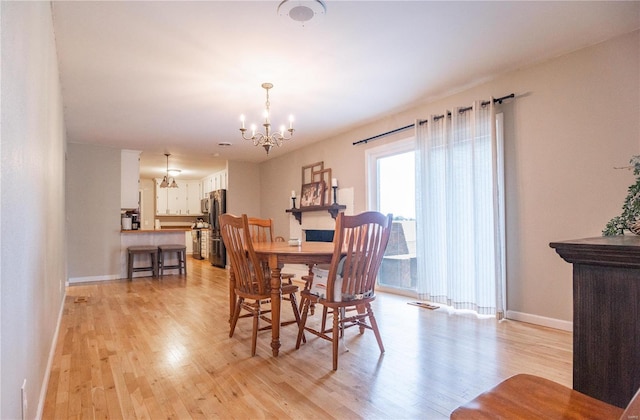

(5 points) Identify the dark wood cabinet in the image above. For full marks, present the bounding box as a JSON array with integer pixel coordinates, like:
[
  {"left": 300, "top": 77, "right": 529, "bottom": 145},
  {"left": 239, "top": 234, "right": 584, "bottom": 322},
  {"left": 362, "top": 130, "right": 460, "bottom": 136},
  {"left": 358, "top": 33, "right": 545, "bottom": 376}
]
[{"left": 550, "top": 236, "right": 640, "bottom": 408}]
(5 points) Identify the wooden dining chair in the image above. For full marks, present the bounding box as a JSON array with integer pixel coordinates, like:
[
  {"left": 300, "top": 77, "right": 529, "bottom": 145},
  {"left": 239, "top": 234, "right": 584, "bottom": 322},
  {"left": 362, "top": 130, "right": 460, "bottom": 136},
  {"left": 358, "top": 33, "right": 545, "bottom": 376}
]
[
  {"left": 247, "top": 217, "right": 295, "bottom": 284},
  {"left": 450, "top": 373, "right": 640, "bottom": 419},
  {"left": 220, "top": 213, "right": 303, "bottom": 356},
  {"left": 295, "top": 211, "right": 393, "bottom": 370}
]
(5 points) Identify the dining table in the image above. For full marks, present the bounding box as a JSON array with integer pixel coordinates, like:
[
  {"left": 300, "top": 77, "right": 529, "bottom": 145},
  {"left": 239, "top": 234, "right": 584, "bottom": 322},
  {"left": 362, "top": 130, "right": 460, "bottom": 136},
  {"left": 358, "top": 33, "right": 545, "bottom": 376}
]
[{"left": 228, "top": 241, "right": 337, "bottom": 357}]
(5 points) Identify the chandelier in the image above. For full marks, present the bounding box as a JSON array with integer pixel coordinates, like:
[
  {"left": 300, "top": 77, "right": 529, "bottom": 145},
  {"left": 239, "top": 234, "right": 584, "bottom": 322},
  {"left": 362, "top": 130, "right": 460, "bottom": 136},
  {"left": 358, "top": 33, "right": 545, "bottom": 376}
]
[
  {"left": 160, "top": 153, "right": 178, "bottom": 188},
  {"left": 239, "top": 82, "right": 294, "bottom": 155}
]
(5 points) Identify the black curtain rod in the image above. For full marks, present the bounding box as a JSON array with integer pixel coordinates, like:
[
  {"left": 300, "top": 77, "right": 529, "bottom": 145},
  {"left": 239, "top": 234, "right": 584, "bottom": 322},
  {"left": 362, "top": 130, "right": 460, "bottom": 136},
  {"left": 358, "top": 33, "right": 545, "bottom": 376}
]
[{"left": 353, "top": 93, "right": 514, "bottom": 146}]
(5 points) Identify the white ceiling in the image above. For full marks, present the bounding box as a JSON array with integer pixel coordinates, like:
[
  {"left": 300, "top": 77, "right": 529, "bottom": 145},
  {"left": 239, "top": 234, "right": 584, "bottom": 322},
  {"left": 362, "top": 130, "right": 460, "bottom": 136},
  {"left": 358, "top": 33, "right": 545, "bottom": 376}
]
[{"left": 51, "top": 0, "right": 640, "bottom": 180}]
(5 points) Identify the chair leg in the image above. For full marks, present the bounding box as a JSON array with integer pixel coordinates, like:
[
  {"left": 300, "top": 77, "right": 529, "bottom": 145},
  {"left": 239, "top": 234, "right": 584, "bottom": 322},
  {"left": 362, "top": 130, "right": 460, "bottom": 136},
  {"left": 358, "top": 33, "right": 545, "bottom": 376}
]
[
  {"left": 251, "top": 302, "right": 260, "bottom": 357},
  {"left": 287, "top": 292, "right": 306, "bottom": 344},
  {"left": 354, "top": 304, "right": 366, "bottom": 334},
  {"left": 367, "top": 303, "right": 385, "bottom": 353},
  {"left": 321, "top": 306, "right": 329, "bottom": 333},
  {"left": 229, "top": 297, "right": 243, "bottom": 338},
  {"left": 332, "top": 309, "right": 340, "bottom": 371},
  {"left": 288, "top": 293, "right": 300, "bottom": 323},
  {"left": 296, "top": 297, "right": 311, "bottom": 349},
  {"left": 339, "top": 307, "right": 347, "bottom": 338}
]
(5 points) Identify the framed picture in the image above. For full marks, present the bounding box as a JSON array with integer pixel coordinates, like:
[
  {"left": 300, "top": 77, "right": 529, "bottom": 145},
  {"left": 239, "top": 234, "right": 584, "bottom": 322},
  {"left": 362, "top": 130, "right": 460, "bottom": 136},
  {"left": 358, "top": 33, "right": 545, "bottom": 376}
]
[
  {"left": 300, "top": 181, "right": 325, "bottom": 207},
  {"left": 313, "top": 168, "right": 332, "bottom": 206},
  {"left": 302, "top": 162, "right": 324, "bottom": 185}
]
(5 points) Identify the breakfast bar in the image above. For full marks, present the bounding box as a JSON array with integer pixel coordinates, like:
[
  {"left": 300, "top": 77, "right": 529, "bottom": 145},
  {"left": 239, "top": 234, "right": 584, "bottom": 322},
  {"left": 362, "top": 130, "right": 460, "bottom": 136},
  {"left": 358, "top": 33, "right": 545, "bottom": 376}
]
[{"left": 120, "top": 228, "right": 189, "bottom": 279}]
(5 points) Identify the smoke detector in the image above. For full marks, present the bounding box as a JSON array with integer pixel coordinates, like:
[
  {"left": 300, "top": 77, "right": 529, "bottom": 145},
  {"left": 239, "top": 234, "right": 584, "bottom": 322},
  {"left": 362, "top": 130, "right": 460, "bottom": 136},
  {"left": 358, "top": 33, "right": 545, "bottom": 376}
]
[{"left": 277, "top": 0, "right": 326, "bottom": 28}]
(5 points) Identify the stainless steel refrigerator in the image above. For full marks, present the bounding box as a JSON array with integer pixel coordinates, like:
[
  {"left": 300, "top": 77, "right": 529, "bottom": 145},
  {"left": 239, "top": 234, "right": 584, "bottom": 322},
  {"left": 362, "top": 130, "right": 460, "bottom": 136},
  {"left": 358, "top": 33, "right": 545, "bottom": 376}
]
[{"left": 208, "top": 189, "right": 226, "bottom": 267}]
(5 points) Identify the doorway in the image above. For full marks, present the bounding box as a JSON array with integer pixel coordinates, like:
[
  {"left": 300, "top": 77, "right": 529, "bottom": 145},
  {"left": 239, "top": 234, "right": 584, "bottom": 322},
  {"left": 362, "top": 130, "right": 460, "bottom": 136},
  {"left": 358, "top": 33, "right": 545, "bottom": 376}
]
[{"left": 366, "top": 138, "right": 416, "bottom": 293}]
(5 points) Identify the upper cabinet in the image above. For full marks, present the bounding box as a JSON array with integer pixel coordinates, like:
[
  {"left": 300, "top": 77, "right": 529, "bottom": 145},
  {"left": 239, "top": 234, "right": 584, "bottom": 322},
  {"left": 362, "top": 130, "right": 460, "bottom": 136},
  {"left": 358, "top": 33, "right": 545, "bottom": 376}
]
[
  {"left": 121, "top": 150, "right": 141, "bottom": 209},
  {"left": 155, "top": 179, "right": 203, "bottom": 216},
  {"left": 166, "top": 182, "right": 187, "bottom": 215},
  {"left": 202, "top": 170, "right": 227, "bottom": 197},
  {"left": 185, "top": 180, "right": 202, "bottom": 215}
]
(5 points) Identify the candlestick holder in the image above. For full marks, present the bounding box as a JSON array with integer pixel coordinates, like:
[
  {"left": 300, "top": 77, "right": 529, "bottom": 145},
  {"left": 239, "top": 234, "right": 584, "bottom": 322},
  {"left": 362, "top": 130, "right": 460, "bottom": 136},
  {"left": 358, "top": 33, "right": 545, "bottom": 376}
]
[
  {"left": 291, "top": 197, "right": 297, "bottom": 209},
  {"left": 332, "top": 186, "right": 338, "bottom": 206}
]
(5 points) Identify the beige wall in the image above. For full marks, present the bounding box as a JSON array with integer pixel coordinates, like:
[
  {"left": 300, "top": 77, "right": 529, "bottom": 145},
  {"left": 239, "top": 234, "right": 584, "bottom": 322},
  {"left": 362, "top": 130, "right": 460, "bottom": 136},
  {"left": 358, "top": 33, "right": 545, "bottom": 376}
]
[
  {"left": 9, "top": 5, "right": 635, "bottom": 418},
  {"left": 227, "top": 160, "right": 261, "bottom": 217},
  {"left": 66, "top": 143, "right": 122, "bottom": 280},
  {"left": 1, "top": 2, "right": 68, "bottom": 418},
  {"left": 140, "top": 178, "right": 156, "bottom": 229},
  {"left": 260, "top": 30, "right": 640, "bottom": 326}
]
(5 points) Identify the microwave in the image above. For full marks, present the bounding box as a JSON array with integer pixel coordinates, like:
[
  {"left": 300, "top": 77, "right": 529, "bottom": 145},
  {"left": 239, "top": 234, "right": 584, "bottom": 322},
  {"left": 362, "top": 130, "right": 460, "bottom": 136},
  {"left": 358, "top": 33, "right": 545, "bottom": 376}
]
[{"left": 201, "top": 198, "right": 210, "bottom": 214}]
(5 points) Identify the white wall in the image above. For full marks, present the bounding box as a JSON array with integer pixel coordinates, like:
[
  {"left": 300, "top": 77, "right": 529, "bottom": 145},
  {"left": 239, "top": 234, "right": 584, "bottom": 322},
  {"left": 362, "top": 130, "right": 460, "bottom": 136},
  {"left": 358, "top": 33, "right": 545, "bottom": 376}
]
[
  {"left": 260, "top": 30, "right": 640, "bottom": 328},
  {"left": 1, "top": 2, "right": 67, "bottom": 418}
]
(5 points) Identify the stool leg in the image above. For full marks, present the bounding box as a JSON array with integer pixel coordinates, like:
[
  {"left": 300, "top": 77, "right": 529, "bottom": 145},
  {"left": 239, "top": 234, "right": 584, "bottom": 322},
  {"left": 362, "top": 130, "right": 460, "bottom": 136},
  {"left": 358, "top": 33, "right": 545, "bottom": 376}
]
[
  {"left": 127, "top": 251, "right": 133, "bottom": 281},
  {"left": 182, "top": 250, "right": 187, "bottom": 275},
  {"left": 152, "top": 251, "right": 158, "bottom": 277},
  {"left": 161, "top": 251, "right": 165, "bottom": 277}
]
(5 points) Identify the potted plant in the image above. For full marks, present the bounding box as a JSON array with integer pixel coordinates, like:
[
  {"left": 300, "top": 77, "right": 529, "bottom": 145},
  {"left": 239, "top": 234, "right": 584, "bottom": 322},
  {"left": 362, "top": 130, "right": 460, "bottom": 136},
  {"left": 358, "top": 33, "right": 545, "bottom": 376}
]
[{"left": 603, "top": 155, "right": 640, "bottom": 236}]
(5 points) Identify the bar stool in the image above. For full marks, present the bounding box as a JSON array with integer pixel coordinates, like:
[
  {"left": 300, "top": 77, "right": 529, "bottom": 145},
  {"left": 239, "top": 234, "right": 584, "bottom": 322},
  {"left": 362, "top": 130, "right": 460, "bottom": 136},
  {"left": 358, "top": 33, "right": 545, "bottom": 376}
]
[
  {"left": 127, "top": 245, "right": 158, "bottom": 280},
  {"left": 158, "top": 244, "right": 187, "bottom": 276}
]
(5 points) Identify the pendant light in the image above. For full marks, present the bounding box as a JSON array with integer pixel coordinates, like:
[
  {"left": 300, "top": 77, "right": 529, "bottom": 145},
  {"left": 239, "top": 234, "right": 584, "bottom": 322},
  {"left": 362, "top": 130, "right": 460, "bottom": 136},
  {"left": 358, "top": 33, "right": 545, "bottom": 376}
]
[{"left": 160, "top": 153, "right": 179, "bottom": 188}]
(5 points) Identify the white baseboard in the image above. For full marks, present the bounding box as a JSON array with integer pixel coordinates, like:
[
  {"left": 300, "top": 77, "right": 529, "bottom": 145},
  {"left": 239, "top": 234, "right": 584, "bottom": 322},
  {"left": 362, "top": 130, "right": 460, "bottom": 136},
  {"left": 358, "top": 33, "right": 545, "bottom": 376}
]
[
  {"left": 68, "top": 274, "right": 120, "bottom": 284},
  {"left": 36, "top": 286, "right": 67, "bottom": 419},
  {"left": 506, "top": 310, "right": 573, "bottom": 332}
]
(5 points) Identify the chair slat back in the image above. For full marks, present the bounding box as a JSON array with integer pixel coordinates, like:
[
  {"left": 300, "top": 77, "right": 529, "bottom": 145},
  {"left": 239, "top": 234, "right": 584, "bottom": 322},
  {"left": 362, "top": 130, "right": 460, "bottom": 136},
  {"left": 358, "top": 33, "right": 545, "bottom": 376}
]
[
  {"left": 219, "top": 213, "right": 267, "bottom": 295},
  {"left": 326, "top": 212, "right": 393, "bottom": 302},
  {"left": 247, "top": 217, "right": 275, "bottom": 243}
]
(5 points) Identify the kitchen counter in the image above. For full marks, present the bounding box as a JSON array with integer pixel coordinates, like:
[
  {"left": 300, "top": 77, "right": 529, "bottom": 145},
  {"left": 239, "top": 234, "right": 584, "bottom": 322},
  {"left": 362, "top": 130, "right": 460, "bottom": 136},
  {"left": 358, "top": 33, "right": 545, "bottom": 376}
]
[{"left": 120, "top": 229, "right": 188, "bottom": 278}]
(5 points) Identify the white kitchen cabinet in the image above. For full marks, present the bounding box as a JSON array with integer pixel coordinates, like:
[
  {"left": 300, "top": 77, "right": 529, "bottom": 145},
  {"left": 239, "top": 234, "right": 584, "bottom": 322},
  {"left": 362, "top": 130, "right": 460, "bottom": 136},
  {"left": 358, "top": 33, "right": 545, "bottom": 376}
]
[
  {"left": 121, "top": 150, "right": 141, "bottom": 209},
  {"left": 155, "top": 179, "right": 203, "bottom": 216},
  {"left": 213, "top": 170, "right": 227, "bottom": 190},
  {"left": 155, "top": 178, "right": 169, "bottom": 215},
  {"left": 185, "top": 180, "right": 202, "bottom": 215},
  {"left": 202, "top": 170, "right": 227, "bottom": 197},
  {"left": 202, "top": 175, "right": 214, "bottom": 198},
  {"left": 217, "top": 171, "right": 227, "bottom": 190},
  {"left": 167, "top": 182, "right": 187, "bottom": 215}
]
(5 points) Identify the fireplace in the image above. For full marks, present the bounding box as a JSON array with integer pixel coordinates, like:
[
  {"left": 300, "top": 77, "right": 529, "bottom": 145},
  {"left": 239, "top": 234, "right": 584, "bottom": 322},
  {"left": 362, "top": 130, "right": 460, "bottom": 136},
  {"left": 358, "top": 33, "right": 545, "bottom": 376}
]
[{"left": 304, "top": 229, "right": 334, "bottom": 243}]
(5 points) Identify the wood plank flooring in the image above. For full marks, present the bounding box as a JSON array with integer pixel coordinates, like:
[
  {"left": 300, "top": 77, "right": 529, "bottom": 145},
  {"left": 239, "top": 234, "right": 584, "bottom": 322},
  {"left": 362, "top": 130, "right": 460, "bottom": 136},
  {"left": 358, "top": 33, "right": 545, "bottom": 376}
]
[{"left": 43, "top": 258, "right": 572, "bottom": 419}]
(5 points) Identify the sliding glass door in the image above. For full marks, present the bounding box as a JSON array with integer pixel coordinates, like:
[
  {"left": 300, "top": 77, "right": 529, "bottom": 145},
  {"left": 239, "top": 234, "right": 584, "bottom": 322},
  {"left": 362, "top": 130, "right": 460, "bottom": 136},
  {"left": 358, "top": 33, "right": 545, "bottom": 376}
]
[
  {"left": 366, "top": 138, "right": 417, "bottom": 293},
  {"left": 366, "top": 109, "right": 505, "bottom": 313}
]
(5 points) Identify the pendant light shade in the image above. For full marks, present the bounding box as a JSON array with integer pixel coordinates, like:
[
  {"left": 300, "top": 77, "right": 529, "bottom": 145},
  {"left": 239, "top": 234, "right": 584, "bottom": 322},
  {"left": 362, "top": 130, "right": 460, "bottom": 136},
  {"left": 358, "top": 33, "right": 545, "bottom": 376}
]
[{"left": 160, "top": 153, "right": 179, "bottom": 188}]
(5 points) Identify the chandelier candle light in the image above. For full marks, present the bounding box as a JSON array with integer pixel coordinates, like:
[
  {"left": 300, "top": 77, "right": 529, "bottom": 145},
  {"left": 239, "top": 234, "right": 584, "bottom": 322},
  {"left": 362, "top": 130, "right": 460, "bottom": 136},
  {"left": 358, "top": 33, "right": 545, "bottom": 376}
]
[
  {"left": 240, "top": 82, "right": 294, "bottom": 155},
  {"left": 331, "top": 178, "right": 338, "bottom": 205}
]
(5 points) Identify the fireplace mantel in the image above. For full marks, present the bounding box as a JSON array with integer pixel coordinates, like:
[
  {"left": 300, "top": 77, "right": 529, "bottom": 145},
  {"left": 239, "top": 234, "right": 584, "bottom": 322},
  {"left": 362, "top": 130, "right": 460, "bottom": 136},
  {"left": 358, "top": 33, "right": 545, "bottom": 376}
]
[{"left": 285, "top": 204, "right": 346, "bottom": 224}]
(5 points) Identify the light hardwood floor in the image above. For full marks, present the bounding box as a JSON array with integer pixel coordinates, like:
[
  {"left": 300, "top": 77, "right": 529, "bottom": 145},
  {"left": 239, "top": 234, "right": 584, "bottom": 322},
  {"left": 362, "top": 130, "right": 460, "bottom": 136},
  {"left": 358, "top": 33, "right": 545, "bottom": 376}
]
[{"left": 43, "top": 258, "right": 572, "bottom": 419}]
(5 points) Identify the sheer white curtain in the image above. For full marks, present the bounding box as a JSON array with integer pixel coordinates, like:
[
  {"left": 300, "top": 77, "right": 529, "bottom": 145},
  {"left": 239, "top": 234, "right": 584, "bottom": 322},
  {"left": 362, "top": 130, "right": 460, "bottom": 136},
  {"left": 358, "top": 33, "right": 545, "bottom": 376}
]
[{"left": 415, "top": 100, "right": 505, "bottom": 317}]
